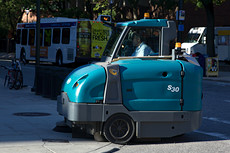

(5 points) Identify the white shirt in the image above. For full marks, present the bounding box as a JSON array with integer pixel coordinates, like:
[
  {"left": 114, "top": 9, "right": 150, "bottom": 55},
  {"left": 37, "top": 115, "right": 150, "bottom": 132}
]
[{"left": 132, "top": 43, "right": 153, "bottom": 57}]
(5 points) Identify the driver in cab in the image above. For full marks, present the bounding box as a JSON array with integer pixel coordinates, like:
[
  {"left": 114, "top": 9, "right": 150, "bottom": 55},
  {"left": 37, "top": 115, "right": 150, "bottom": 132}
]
[{"left": 131, "top": 32, "right": 153, "bottom": 57}]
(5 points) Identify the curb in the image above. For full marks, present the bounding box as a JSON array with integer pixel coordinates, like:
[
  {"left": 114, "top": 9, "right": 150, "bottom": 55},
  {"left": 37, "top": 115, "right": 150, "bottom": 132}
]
[
  {"left": 0, "top": 53, "right": 15, "bottom": 60},
  {"left": 203, "top": 78, "right": 230, "bottom": 83}
]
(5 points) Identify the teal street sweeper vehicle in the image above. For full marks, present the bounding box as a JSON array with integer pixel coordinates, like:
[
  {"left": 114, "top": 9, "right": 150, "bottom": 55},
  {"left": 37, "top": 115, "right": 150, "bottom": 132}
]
[{"left": 57, "top": 16, "right": 203, "bottom": 144}]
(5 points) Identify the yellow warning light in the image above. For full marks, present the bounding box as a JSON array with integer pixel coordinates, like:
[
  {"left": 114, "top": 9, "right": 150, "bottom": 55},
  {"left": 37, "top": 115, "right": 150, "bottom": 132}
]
[
  {"left": 144, "top": 13, "right": 150, "bottom": 19},
  {"left": 100, "top": 15, "right": 111, "bottom": 22},
  {"left": 175, "top": 42, "right": 181, "bottom": 48},
  {"left": 103, "top": 17, "right": 108, "bottom": 21}
]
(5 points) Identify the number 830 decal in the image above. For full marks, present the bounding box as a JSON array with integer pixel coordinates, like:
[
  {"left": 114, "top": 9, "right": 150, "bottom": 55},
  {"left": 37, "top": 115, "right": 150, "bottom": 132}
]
[{"left": 167, "top": 85, "right": 180, "bottom": 93}]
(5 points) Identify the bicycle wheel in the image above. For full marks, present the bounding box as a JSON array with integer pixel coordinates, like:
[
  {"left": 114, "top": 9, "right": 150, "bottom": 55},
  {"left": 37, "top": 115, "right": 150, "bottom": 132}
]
[
  {"left": 4, "top": 75, "right": 8, "bottom": 87},
  {"left": 8, "top": 70, "right": 15, "bottom": 89},
  {"left": 8, "top": 77, "right": 14, "bottom": 89}
]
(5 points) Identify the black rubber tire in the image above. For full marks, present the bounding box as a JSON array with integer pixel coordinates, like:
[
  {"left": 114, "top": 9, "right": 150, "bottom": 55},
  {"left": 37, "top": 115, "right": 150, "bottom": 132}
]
[
  {"left": 14, "top": 71, "right": 23, "bottom": 90},
  {"left": 103, "top": 114, "right": 135, "bottom": 144},
  {"left": 8, "top": 80, "right": 14, "bottom": 89},
  {"left": 4, "top": 75, "right": 8, "bottom": 87},
  {"left": 14, "top": 80, "right": 21, "bottom": 90}
]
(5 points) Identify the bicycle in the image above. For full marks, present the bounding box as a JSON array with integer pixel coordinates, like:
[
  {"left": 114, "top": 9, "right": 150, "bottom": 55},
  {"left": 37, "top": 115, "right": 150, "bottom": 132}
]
[{"left": 0, "top": 59, "right": 23, "bottom": 90}]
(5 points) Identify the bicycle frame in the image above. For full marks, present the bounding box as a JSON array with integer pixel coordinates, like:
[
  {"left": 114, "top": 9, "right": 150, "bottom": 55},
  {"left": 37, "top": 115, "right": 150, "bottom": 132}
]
[{"left": 1, "top": 59, "right": 23, "bottom": 90}]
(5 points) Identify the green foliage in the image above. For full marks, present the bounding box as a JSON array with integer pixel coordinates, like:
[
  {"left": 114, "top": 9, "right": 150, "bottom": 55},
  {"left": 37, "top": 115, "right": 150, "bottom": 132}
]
[
  {"left": 93, "top": 0, "right": 115, "bottom": 18},
  {"left": 187, "top": 0, "right": 226, "bottom": 8},
  {"left": 0, "top": 0, "right": 71, "bottom": 38},
  {"left": 0, "top": 0, "right": 35, "bottom": 37},
  {"left": 1, "top": 0, "right": 226, "bottom": 39},
  {"left": 0, "top": 26, "right": 8, "bottom": 38},
  {"left": 150, "top": 0, "right": 177, "bottom": 10},
  {"left": 56, "top": 7, "right": 90, "bottom": 19}
]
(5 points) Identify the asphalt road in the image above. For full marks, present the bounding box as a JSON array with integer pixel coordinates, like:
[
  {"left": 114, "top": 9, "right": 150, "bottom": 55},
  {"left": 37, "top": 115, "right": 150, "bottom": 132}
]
[{"left": 0, "top": 60, "right": 230, "bottom": 153}]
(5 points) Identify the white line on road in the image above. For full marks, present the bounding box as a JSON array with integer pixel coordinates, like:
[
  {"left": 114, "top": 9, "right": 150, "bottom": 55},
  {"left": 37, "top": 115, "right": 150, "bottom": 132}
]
[
  {"left": 213, "top": 82, "right": 230, "bottom": 86},
  {"left": 203, "top": 117, "right": 230, "bottom": 125},
  {"left": 195, "top": 130, "right": 229, "bottom": 140},
  {"left": 224, "top": 100, "right": 230, "bottom": 103}
]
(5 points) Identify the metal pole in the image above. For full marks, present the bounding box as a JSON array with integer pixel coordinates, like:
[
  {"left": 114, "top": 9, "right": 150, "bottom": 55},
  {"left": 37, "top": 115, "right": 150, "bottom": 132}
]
[
  {"left": 36, "top": 0, "right": 40, "bottom": 65},
  {"left": 177, "top": 0, "right": 184, "bottom": 43},
  {"left": 109, "top": 0, "right": 113, "bottom": 22},
  {"left": 111, "top": 6, "right": 112, "bottom": 21},
  {"left": 32, "top": 0, "right": 40, "bottom": 92}
]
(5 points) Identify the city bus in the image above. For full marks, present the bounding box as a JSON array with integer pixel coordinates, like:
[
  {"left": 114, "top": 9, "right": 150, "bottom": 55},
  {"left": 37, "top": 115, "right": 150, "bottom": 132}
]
[{"left": 15, "top": 16, "right": 111, "bottom": 65}]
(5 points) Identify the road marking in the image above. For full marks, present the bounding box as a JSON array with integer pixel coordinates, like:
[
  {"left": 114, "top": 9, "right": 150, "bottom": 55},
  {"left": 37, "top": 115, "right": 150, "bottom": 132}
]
[
  {"left": 203, "top": 117, "right": 230, "bottom": 125},
  {"left": 215, "top": 82, "right": 230, "bottom": 86},
  {"left": 195, "top": 130, "right": 229, "bottom": 140},
  {"left": 224, "top": 100, "right": 230, "bottom": 103}
]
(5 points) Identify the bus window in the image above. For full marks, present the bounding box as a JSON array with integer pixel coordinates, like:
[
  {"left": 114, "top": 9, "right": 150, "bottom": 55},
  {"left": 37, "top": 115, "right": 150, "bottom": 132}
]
[
  {"left": 53, "top": 28, "right": 60, "bottom": 44},
  {"left": 62, "top": 28, "right": 70, "bottom": 44},
  {"left": 44, "top": 29, "right": 51, "bottom": 46},
  {"left": 40, "top": 29, "right": 43, "bottom": 46},
  {"left": 16, "top": 29, "right": 21, "bottom": 44},
  {"left": 29, "top": 29, "right": 35, "bottom": 46},
  {"left": 21, "top": 29, "right": 28, "bottom": 45}
]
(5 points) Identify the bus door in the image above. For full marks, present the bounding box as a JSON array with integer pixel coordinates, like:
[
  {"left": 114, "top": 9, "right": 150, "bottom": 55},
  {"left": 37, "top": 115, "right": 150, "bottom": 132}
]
[{"left": 29, "top": 29, "right": 44, "bottom": 59}]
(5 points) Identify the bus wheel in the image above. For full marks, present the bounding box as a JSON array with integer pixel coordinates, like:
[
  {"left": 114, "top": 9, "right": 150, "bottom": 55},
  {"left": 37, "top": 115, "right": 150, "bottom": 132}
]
[
  {"left": 103, "top": 114, "right": 135, "bottom": 144},
  {"left": 56, "top": 52, "right": 63, "bottom": 66}
]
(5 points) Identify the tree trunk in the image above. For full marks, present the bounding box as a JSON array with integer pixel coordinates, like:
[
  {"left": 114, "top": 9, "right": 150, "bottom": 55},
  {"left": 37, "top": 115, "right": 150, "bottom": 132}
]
[{"left": 201, "top": 0, "right": 215, "bottom": 57}]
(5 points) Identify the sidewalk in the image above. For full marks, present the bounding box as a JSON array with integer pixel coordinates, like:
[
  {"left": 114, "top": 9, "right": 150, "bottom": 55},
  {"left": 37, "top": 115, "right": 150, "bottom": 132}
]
[
  {"left": 0, "top": 78, "right": 121, "bottom": 153},
  {"left": 203, "top": 71, "right": 230, "bottom": 83}
]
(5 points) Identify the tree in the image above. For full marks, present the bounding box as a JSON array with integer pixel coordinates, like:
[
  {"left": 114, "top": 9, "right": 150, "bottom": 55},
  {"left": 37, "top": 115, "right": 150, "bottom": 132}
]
[
  {"left": 0, "top": 0, "right": 67, "bottom": 38},
  {"left": 0, "top": 0, "right": 35, "bottom": 38},
  {"left": 189, "top": 0, "right": 225, "bottom": 57},
  {"left": 150, "top": 0, "right": 177, "bottom": 19},
  {"left": 93, "top": 0, "right": 116, "bottom": 20}
]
